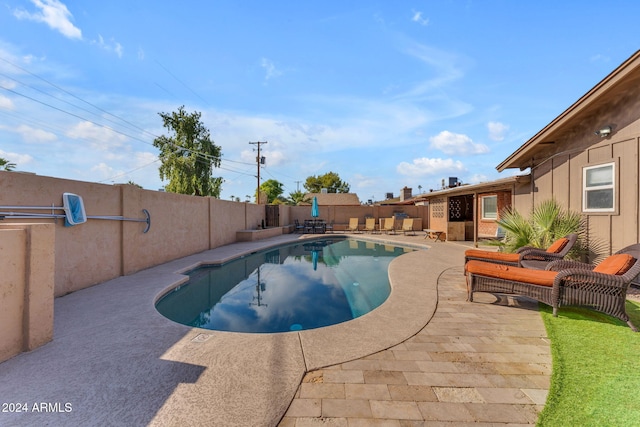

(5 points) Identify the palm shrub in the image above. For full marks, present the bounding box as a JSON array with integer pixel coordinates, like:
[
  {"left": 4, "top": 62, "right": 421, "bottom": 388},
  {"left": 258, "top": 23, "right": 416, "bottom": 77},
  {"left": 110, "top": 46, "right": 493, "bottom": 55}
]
[{"left": 495, "top": 199, "right": 589, "bottom": 260}]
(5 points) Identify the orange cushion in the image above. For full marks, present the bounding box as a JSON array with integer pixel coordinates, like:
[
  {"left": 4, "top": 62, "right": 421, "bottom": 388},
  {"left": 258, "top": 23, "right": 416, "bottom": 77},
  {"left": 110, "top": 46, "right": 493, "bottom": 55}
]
[
  {"left": 465, "top": 249, "right": 520, "bottom": 263},
  {"left": 593, "top": 254, "right": 636, "bottom": 275},
  {"left": 546, "top": 238, "right": 569, "bottom": 254},
  {"left": 466, "top": 260, "right": 558, "bottom": 287}
]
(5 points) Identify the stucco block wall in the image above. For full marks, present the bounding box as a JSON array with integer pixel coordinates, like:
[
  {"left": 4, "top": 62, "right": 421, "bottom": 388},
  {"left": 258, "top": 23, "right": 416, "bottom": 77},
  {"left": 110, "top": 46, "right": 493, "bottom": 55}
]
[
  {"left": 288, "top": 205, "right": 428, "bottom": 231},
  {"left": 0, "top": 172, "right": 268, "bottom": 296},
  {"left": 210, "top": 199, "right": 247, "bottom": 248},
  {"left": 0, "top": 224, "right": 54, "bottom": 363},
  {"left": 0, "top": 229, "right": 26, "bottom": 362},
  {"left": 120, "top": 186, "right": 211, "bottom": 276}
]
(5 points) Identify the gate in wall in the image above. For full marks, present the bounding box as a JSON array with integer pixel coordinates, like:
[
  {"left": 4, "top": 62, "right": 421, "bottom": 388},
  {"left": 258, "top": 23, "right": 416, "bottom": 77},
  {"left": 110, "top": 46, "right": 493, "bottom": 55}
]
[{"left": 265, "top": 205, "right": 279, "bottom": 227}]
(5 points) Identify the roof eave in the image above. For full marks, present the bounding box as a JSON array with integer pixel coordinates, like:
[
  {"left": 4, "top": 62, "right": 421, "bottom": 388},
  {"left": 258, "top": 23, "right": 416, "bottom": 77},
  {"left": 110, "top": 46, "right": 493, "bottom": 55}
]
[{"left": 497, "top": 50, "right": 640, "bottom": 172}]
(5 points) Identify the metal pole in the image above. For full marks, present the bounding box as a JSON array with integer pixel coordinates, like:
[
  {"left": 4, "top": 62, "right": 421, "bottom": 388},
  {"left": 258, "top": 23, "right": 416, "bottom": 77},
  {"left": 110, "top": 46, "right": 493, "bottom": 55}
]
[{"left": 249, "top": 141, "right": 267, "bottom": 203}]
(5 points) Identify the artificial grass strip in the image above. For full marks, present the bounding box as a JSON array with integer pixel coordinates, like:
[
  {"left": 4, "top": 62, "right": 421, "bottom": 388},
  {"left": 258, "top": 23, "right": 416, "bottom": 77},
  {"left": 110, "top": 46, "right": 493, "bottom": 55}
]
[{"left": 537, "top": 300, "right": 640, "bottom": 426}]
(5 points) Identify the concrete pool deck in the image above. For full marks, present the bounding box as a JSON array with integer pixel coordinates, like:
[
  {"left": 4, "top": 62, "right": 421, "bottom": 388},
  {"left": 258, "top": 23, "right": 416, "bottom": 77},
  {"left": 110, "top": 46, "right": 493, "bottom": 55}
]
[{"left": 0, "top": 233, "right": 550, "bottom": 426}]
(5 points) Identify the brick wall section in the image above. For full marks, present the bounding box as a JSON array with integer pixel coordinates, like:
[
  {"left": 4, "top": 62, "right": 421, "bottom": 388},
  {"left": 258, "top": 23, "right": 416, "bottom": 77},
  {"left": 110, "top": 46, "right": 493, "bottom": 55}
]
[{"left": 477, "top": 191, "right": 511, "bottom": 237}]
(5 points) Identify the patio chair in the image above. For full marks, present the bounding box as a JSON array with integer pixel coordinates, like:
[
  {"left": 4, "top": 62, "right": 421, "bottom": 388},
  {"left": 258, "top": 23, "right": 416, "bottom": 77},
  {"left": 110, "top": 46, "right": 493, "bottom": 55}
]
[
  {"left": 401, "top": 218, "right": 416, "bottom": 235},
  {"left": 464, "top": 234, "right": 578, "bottom": 269},
  {"left": 347, "top": 218, "right": 361, "bottom": 233},
  {"left": 466, "top": 244, "right": 640, "bottom": 331},
  {"left": 294, "top": 219, "right": 305, "bottom": 234},
  {"left": 363, "top": 218, "right": 378, "bottom": 233},
  {"left": 382, "top": 218, "right": 396, "bottom": 234},
  {"left": 324, "top": 220, "right": 334, "bottom": 233}
]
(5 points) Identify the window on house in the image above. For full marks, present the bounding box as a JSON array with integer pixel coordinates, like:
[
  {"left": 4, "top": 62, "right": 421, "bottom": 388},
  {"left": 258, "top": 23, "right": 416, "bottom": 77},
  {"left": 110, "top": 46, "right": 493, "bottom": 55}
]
[
  {"left": 583, "top": 162, "right": 615, "bottom": 212},
  {"left": 481, "top": 195, "right": 498, "bottom": 220}
]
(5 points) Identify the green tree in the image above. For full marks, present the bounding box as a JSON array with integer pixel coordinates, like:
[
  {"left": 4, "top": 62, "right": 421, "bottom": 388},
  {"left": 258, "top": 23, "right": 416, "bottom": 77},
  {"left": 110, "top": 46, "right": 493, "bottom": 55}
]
[
  {"left": 153, "top": 106, "right": 223, "bottom": 197},
  {"left": 287, "top": 190, "right": 311, "bottom": 206},
  {"left": 0, "top": 157, "right": 16, "bottom": 171},
  {"left": 259, "top": 179, "right": 284, "bottom": 204},
  {"left": 304, "top": 171, "right": 350, "bottom": 193}
]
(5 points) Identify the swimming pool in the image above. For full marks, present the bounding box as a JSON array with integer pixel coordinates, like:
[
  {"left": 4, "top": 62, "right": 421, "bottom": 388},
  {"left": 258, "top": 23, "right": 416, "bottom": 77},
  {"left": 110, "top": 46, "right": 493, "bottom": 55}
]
[{"left": 156, "top": 238, "right": 413, "bottom": 333}]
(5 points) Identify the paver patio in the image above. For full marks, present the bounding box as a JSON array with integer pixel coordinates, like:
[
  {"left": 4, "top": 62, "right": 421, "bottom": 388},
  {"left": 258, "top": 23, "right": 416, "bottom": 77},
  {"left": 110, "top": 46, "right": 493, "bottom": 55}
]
[{"left": 279, "top": 258, "right": 551, "bottom": 426}]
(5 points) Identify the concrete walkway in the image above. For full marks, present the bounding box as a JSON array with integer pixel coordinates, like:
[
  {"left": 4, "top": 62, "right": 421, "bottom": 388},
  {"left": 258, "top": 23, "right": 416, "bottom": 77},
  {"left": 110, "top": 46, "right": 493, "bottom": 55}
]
[{"left": 0, "top": 233, "right": 550, "bottom": 426}]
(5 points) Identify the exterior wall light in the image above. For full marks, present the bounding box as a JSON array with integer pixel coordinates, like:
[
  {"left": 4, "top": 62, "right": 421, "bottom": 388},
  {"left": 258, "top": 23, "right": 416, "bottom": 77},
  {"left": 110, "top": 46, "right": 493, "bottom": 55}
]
[{"left": 595, "top": 126, "right": 612, "bottom": 137}]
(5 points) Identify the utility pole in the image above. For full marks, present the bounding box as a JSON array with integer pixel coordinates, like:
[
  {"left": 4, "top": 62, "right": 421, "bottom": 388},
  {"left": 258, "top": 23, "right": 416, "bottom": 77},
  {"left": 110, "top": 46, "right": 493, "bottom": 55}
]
[
  {"left": 249, "top": 141, "right": 267, "bottom": 203},
  {"left": 295, "top": 180, "right": 301, "bottom": 191}
]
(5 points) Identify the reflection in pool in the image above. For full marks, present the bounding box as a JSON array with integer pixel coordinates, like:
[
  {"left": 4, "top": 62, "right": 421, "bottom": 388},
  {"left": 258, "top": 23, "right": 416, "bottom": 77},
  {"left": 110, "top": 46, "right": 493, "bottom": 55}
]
[{"left": 156, "top": 238, "right": 414, "bottom": 333}]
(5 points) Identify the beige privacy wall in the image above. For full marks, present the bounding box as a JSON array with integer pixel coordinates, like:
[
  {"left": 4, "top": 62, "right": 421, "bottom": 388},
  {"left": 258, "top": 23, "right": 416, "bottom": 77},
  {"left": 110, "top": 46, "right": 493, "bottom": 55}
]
[
  {"left": 0, "top": 172, "right": 256, "bottom": 297},
  {"left": 1, "top": 172, "right": 430, "bottom": 297},
  {"left": 0, "top": 224, "right": 55, "bottom": 363}
]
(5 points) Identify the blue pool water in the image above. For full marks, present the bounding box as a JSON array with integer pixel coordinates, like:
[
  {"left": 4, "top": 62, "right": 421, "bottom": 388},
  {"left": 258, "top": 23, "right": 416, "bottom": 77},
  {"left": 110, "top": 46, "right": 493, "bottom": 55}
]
[{"left": 155, "top": 238, "right": 413, "bottom": 333}]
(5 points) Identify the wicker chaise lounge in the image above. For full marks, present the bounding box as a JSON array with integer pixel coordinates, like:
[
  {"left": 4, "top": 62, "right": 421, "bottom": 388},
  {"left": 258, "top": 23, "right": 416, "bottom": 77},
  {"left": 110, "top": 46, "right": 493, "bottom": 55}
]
[
  {"left": 464, "top": 233, "right": 578, "bottom": 269},
  {"left": 465, "top": 243, "right": 640, "bottom": 331}
]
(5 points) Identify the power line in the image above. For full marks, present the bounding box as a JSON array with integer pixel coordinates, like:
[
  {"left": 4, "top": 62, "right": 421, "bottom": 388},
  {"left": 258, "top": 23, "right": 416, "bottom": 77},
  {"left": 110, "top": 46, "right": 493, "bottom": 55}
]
[
  {"left": 0, "top": 56, "right": 157, "bottom": 140},
  {"left": 154, "top": 60, "right": 211, "bottom": 107},
  {"left": 1, "top": 84, "right": 153, "bottom": 145},
  {"left": 97, "top": 159, "right": 162, "bottom": 183},
  {"left": 0, "top": 55, "right": 260, "bottom": 185}
]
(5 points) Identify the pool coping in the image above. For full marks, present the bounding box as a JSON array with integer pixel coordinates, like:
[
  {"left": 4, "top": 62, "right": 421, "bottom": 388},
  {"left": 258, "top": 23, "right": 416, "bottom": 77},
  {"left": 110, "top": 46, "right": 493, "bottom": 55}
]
[{"left": 0, "top": 233, "right": 465, "bottom": 427}]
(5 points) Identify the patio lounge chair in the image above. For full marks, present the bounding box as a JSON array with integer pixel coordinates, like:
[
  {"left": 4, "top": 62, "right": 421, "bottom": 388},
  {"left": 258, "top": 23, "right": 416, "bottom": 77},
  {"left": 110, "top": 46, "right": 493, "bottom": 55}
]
[
  {"left": 382, "top": 218, "right": 396, "bottom": 234},
  {"left": 464, "top": 234, "right": 578, "bottom": 269},
  {"left": 465, "top": 243, "right": 640, "bottom": 331},
  {"left": 347, "top": 217, "right": 361, "bottom": 233},
  {"left": 363, "top": 218, "right": 378, "bottom": 233},
  {"left": 401, "top": 218, "right": 416, "bottom": 235}
]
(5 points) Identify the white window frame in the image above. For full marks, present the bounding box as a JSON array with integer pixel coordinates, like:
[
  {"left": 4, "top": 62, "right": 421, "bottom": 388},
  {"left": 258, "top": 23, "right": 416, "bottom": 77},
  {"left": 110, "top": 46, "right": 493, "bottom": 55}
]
[
  {"left": 582, "top": 162, "right": 615, "bottom": 213},
  {"left": 481, "top": 195, "right": 498, "bottom": 220}
]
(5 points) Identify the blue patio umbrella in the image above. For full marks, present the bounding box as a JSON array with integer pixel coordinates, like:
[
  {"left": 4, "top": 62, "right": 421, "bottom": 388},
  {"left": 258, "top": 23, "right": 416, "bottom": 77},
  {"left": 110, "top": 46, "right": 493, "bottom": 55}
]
[{"left": 311, "top": 196, "right": 319, "bottom": 218}]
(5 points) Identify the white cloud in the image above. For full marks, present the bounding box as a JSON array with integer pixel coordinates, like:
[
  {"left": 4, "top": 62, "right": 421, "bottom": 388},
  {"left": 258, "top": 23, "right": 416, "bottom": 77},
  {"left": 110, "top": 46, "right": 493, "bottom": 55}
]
[
  {"left": 90, "top": 162, "right": 117, "bottom": 179},
  {"left": 411, "top": 10, "right": 429, "bottom": 26},
  {"left": 93, "top": 35, "right": 123, "bottom": 58},
  {"left": 260, "top": 58, "right": 282, "bottom": 81},
  {"left": 467, "top": 173, "right": 490, "bottom": 184},
  {"left": 396, "top": 42, "right": 465, "bottom": 100},
  {"left": 14, "top": 124, "right": 57, "bottom": 142},
  {"left": 66, "top": 121, "right": 128, "bottom": 147},
  {"left": 487, "top": 121, "right": 508, "bottom": 141},
  {"left": 14, "top": 0, "right": 82, "bottom": 40},
  {"left": 0, "top": 94, "right": 14, "bottom": 110},
  {"left": 590, "top": 54, "right": 610, "bottom": 63},
  {"left": 352, "top": 174, "right": 378, "bottom": 189},
  {"left": 0, "top": 149, "right": 34, "bottom": 166},
  {"left": 262, "top": 150, "right": 286, "bottom": 167},
  {"left": 429, "top": 130, "right": 489, "bottom": 155},
  {"left": 396, "top": 157, "right": 466, "bottom": 177}
]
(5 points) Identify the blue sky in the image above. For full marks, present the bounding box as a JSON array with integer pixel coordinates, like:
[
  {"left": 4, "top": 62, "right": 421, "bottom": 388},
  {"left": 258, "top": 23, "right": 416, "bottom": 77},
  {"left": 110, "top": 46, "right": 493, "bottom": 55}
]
[{"left": 1, "top": 1, "right": 639, "bottom": 202}]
